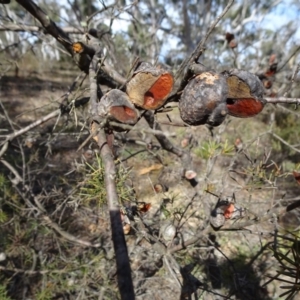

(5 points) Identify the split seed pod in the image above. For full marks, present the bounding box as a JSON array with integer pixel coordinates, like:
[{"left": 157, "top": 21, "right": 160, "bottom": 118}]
[
  {"left": 98, "top": 89, "right": 139, "bottom": 127},
  {"left": 126, "top": 62, "right": 174, "bottom": 110},
  {"left": 179, "top": 72, "right": 228, "bottom": 126},
  {"left": 223, "top": 69, "right": 266, "bottom": 118},
  {"left": 210, "top": 200, "right": 245, "bottom": 229}
]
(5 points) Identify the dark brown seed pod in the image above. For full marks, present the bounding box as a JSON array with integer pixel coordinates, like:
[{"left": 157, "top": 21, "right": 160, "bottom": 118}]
[
  {"left": 179, "top": 72, "right": 228, "bottom": 126},
  {"left": 223, "top": 69, "right": 266, "bottom": 118},
  {"left": 72, "top": 41, "right": 97, "bottom": 73},
  {"left": 225, "top": 32, "right": 235, "bottom": 43},
  {"left": 225, "top": 32, "right": 237, "bottom": 49},
  {"left": 126, "top": 62, "right": 174, "bottom": 110},
  {"left": 98, "top": 89, "right": 139, "bottom": 127}
]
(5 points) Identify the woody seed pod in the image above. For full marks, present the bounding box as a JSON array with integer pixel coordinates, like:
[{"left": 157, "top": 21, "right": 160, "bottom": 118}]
[
  {"left": 179, "top": 72, "right": 228, "bottom": 126},
  {"left": 98, "top": 89, "right": 139, "bottom": 127},
  {"left": 223, "top": 69, "right": 266, "bottom": 118},
  {"left": 126, "top": 62, "right": 174, "bottom": 110}
]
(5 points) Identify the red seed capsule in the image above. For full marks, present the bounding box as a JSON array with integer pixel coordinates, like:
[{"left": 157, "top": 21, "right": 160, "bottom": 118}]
[{"left": 223, "top": 69, "right": 266, "bottom": 118}]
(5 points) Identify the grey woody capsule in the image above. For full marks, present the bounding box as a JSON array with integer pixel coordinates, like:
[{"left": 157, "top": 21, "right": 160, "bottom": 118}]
[
  {"left": 179, "top": 72, "right": 228, "bottom": 126},
  {"left": 222, "top": 69, "right": 266, "bottom": 118}
]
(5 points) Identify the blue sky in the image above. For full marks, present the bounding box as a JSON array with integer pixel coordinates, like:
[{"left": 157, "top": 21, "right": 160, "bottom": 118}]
[{"left": 261, "top": 0, "right": 300, "bottom": 40}]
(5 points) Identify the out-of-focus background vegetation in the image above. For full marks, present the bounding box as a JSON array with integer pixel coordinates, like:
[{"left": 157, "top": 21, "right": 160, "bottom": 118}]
[{"left": 1, "top": 0, "right": 300, "bottom": 299}]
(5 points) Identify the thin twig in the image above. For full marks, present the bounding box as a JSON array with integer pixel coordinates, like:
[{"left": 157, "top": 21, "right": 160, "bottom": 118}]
[
  {"left": 0, "top": 142, "right": 8, "bottom": 158},
  {"left": 169, "top": 225, "right": 212, "bottom": 254},
  {"left": 42, "top": 215, "right": 101, "bottom": 247},
  {"left": 101, "top": 62, "right": 127, "bottom": 86},
  {"left": 277, "top": 45, "right": 300, "bottom": 72},
  {"left": 169, "top": 200, "right": 300, "bottom": 253},
  {"left": 1, "top": 109, "right": 60, "bottom": 145},
  {"left": 1, "top": 95, "right": 89, "bottom": 146},
  {"left": 109, "top": 121, "right": 176, "bottom": 137},
  {"left": 265, "top": 97, "right": 300, "bottom": 104},
  {"left": 144, "top": 111, "right": 194, "bottom": 174},
  {"left": 0, "top": 24, "right": 84, "bottom": 33},
  {"left": 283, "top": 63, "right": 300, "bottom": 97},
  {"left": 0, "top": 159, "right": 23, "bottom": 185},
  {"left": 86, "top": 1, "right": 117, "bottom": 25},
  {"left": 175, "top": 0, "right": 234, "bottom": 80},
  {"left": 271, "top": 132, "right": 300, "bottom": 154}
]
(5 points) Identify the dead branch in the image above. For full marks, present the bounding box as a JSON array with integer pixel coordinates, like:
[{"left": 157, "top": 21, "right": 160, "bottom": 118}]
[
  {"left": 0, "top": 141, "right": 8, "bottom": 158},
  {"left": 95, "top": 129, "right": 135, "bottom": 300},
  {"left": 88, "top": 44, "right": 134, "bottom": 298},
  {"left": 1, "top": 109, "right": 60, "bottom": 145},
  {"left": 16, "top": 0, "right": 73, "bottom": 54},
  {"left": 88, "top": 57, "right": 101, "bottom": 116},
  {"left": 14, "top": 0, "right": 128, "bottom": 84},
  {"left": 0, "top": 70, "right": 87, "bottom": 147},
  {"left": 60, "top": 71, "right": 87, "bottom": 107},
  {"left": 0, "top": 24, "right": 83, "bottom": 33},
  {"left": 265, "top": 97, "right": 300, "bottom": 104},
  {"left": 283, "top": 63, "right": 300, "bottom": 97},
  {"left": 85, "top": 1, "right": 118, "bottom": 25},
  {"left": 0, "top": 96, "right": 89, "bottom": 147},
  {"left": 166, "top": 0, "right": 234, "bottom": 104}
]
